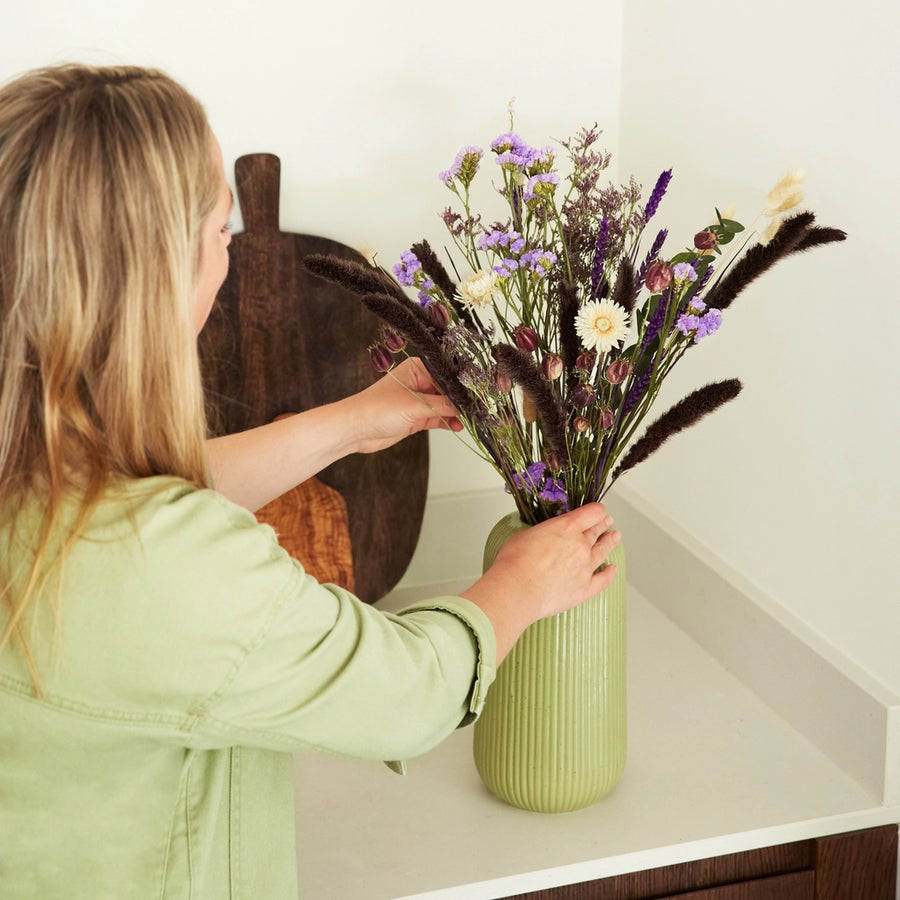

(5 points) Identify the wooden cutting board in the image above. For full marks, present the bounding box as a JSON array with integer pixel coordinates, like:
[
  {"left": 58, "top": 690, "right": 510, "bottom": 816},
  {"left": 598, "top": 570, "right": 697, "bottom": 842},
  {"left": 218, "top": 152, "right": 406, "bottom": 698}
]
[{"left": 198, "top": 153, "right": 428, "bottom": 604}]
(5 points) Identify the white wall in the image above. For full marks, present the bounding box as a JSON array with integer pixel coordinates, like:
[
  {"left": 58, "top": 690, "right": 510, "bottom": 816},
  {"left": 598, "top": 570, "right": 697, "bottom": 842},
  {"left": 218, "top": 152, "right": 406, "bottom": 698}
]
[
  {"left": 4, "top": 0, "right": 898, "bottom": 694},
  {"left": 618, "top": 1, "right": 900, "bottom": 691}
]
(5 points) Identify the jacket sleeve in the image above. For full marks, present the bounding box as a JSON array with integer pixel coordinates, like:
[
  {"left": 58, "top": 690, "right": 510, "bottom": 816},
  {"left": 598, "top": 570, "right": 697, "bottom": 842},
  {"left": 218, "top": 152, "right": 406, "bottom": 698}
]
[{"left": 180, "top": 492, "right": 497, "bottom": 761}]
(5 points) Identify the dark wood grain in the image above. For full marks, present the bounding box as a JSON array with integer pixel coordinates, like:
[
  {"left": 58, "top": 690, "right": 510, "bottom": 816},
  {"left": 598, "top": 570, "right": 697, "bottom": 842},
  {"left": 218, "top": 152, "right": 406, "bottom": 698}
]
[
  {"left": 502, "top": 825, "right": 898, "bottom": 899},
  {"left": 198, "top": 153, "right": 428, "bottom": 603},
  {"left": 814, "top": 825, "right": 897, "bottom": 900},
  {"left": 504, "top": 840, "right": 812, "bottom": 899}
]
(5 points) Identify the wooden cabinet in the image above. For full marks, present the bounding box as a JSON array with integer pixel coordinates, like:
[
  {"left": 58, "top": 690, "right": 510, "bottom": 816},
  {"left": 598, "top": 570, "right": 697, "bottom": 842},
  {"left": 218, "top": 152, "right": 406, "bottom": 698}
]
[{"left": 504, "top": 825, "right": 897, "bottom": 900}]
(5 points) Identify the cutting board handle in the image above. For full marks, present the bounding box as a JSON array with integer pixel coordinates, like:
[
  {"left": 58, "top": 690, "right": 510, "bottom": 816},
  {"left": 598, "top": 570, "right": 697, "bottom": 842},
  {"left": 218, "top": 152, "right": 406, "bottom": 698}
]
[{"left": 234, "top": 153, "right": 281, "bottom": 234}]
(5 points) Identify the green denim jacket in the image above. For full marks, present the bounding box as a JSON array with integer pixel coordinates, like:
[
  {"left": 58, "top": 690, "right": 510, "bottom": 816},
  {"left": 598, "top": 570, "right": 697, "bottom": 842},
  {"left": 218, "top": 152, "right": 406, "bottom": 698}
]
[{"left": 0, "top": 478, "right": 496, "bottom": 899}]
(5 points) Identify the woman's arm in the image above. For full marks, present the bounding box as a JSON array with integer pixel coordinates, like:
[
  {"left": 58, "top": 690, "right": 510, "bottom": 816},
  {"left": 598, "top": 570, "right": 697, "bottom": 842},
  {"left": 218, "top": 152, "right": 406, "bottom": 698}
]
[{"left": 206, "top": 358, "right": 462, "bottom": 511}]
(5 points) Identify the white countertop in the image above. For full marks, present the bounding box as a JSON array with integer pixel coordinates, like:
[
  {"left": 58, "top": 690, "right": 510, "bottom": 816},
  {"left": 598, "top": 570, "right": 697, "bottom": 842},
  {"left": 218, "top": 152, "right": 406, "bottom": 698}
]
[{"left": 293, "top": 585, "right": 900, "bottom": 899}]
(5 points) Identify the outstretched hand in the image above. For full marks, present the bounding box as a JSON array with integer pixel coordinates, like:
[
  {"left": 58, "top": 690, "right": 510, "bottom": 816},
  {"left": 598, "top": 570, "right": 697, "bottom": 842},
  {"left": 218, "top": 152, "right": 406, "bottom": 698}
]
[
  {"left": 461, "top": 503, "right": 622, "bottom": 663},
  {"left": 345, "top": 357, "right": 463, "bottom": 455}
]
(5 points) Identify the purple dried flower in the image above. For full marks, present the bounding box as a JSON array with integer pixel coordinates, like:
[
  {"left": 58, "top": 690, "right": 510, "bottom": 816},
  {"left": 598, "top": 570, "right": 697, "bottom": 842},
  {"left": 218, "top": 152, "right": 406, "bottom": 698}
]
[
  {"left": 624, "top": 370, "right": 651, "bottom": 414},
  {"left": 575, "top": 350, "right": 596, "bottom": 372},
  {"left": 694, "top": 229, "right": 717, "bottom": 251},
  {"left": 370, "top": 345, "right": 394, "bottom": 373},
  {"left": 642, "top": 289, "right": 672, "bottom": 349},
  {"left": 636, "top": 229, "right": 669, "bottom": 287},
  {"left": 478, "top": 229, "right": 527, "bottom": 257},
  {"left": 513, "top": 325, "right": 539, "bottom": 353},
  {"left": 524, "top": 172, "right": 560, "bottom": 202},
  {"left": 645, "top": 260, "right": 673, "bottom": 293},
  {"left": 383, "top": 330, "right": 406, "bottom": 352},
  {"left": 590, "top": 219, "right": 611, "bottom": 301},
  {"left": 511, "top": 461, "right": 548, "bottom": 491},
  {"left": 439, "top": 145, "right": 483, "bottom": 187},
  {"left": 538, "top": 476, "right": 569, "bottom": 509},
  {"left": 542, "top": 352, "right": 563, "bottom": 381},
  {"left": 393, "top": 250, "right": 422, "bottom": 287},
  {"left": 644, "top": 168, "right": 673, "bottom": 222},
  {"left": 672, "top": 262, "right": 698, "bottom": 284},
  {"left": 605, "top": 357, "right": 633, "bottom": 384},
  {"left": 570, "top": 383, "right": 596, "bottom": 409}
]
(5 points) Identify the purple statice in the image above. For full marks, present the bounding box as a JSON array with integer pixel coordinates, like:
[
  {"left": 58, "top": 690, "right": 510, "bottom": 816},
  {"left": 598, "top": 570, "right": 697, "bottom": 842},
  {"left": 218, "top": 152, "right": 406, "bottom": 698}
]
[
  {"left": 538, "top": 475, "right": 569, "bottom": 511},
  {"left": 510, "top": 461, "right": 548, "bottom": 492},
  {"left": 672, "top": 262, "right": 698, "bottom": 284},
  {"left": 519, "top": 248, "right": 558, "bottom": 279},
  {"left": 491, "top": 131, "right": 538, "bottom": 169},
  {"left": 506, "top": 462, "right": 568, "bottom": 512},
  {"left": 675, "top": 306, "right": 722, "bottom": 343},
  {"left": 493, "top": 258, "right": 520, "bottom": 278},
  {"left": 524, "top": 171, "right": 560, "bottom": 201},
  {"left": 590, "top": 219, "right": 611, "bottom": 300},
  {"left": 698, "top": 308, "right": 722, "bottom": 338},
  {"left": 393, "top": 250, "right": 422, "bottom": 287},
  {"left": 439, "top": 145, "right": 483, "bottom": 188},
  {"left": 675, "top": 313, "right": 701, "bottom": 337},
  {"left": 477, "top": 229, "right": 526, "bottom": 255},
  {"left": 644, "top": 169, "right": 673, "bottom": 222}
]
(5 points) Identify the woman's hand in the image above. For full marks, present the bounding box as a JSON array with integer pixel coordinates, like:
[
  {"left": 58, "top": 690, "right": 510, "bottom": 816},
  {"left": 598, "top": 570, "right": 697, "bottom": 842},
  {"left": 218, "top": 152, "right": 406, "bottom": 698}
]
[
  {"left": 344, "top": 358, "right": 463, "bottom": 455},
  {"left": 460, "top": 503, "right": 622, "bottom": 663},
  {"left": 207, "top": 358, "right": 461, "bottom": 512}
]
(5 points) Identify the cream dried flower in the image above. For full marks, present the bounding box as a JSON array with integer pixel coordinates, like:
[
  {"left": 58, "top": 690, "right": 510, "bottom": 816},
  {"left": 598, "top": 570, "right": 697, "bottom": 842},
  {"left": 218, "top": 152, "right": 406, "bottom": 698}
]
[
  {"left": 457, "top": 269, "right": 501, "bottom": 310},
  {"left": 758, "top": 217, "right": 783, "bottom": 246},
  {"left": 765, "top": 169, "right": 805, "bottom": 216},
  {"left": 575, "top": 300, "right": 630, "bottom": 353},
  {"left": 359, "top": 243, "right": 379, "bottom": 266}
]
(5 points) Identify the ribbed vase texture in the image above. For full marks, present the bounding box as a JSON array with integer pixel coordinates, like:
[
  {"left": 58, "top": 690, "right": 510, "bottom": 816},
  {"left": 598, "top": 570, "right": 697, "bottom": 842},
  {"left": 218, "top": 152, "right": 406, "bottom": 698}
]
[{"left": 473, "top": 512, "right": 627, "bottom": 813}]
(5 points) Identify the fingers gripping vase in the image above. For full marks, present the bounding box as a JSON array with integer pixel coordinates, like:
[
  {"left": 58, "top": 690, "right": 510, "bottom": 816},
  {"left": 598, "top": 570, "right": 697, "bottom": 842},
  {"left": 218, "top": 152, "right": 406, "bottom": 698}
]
[{"left": 473, "top": 512, "right": 627, "bottom": 813}]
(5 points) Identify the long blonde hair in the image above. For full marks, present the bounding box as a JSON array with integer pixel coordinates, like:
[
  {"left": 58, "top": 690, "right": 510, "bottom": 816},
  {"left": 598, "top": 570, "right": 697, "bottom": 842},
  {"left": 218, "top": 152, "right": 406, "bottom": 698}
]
[{"left": 0, "top": 64, "right": 220, "bottom": 682}]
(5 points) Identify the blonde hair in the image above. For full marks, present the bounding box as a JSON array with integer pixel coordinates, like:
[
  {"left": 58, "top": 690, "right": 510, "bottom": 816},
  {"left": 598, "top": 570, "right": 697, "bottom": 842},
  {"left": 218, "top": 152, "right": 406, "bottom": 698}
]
[{"left": 0, "top": 64, "right": 220, "bottom": 683}]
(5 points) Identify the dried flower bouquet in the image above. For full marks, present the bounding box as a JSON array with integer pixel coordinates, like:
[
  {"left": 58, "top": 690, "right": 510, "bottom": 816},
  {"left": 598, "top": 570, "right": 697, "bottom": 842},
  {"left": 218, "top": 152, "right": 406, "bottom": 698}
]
[{"left": 306, "top": 119, "right": 845, "bottom": 525}]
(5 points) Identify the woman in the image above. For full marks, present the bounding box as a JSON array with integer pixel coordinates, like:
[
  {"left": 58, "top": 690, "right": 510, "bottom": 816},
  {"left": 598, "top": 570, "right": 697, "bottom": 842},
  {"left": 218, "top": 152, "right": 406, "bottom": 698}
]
[{"left": 0, "top": 64, "right": 621, "bottom": 899}]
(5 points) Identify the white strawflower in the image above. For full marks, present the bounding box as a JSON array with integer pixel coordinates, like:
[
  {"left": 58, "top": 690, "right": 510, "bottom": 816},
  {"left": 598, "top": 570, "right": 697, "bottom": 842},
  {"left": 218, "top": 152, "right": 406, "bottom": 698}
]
[
  {"left": 457, "top": 269, "right": 501, "bottom": 310},
  {"left": 575, "top": 300, "right": 630, "bottom": 353}
]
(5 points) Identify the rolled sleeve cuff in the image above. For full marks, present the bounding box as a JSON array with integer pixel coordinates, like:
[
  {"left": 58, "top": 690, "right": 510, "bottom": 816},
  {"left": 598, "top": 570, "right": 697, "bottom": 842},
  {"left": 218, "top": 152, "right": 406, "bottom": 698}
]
[{"left": 384, "top": 595, "right": 497, "bottom": 775}]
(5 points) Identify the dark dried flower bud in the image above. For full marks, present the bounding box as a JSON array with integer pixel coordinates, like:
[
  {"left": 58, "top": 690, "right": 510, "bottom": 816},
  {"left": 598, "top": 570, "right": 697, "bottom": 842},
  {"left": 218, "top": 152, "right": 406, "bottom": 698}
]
[
  {"left": 572, "top": 415, "right": 590, "bottom": 433},
  {"left": 493, "top": 367, "right": 513, "bottom": 393},
  {"left": 694, "top": 229, "right": 718, "bottom": 251},
  {"left": 605, "top": 357, "right": 633, "bottom": 384},
  {"left": 575, "top": 349, "right": 596, "bottom": 373},
  {"left": 541, "top": 352, "right": 563, "bottom": 381},
  {"left": 543, "top": 453, "right": 560, "bottom": 472},
  {"left": 600, "top": 407, "right": 616, "bottom": 429},
  {"left": 426, "top": 302, "right": 451, "bottom": 328},
  {"left": 383, "top": 329, "right": 406, "bottom": 352},
  {"left": 645, "top": 260, "right": 673, "bottom": 293},
  {"left": 570, "top": 383, "right": 596, "bottom": 409},
  {"left": 370, "top": 345, "right": 394, "bottom": 373},
  {"left": 513, "top": 325, "right": 539, "bottom": 353}
]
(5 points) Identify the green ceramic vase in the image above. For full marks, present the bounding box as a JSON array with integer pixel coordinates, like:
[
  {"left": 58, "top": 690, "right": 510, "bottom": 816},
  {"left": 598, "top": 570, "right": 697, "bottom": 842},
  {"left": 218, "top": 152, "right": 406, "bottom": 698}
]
[{"left": 472, "top": 511, "right": 627, "bottom": 813}]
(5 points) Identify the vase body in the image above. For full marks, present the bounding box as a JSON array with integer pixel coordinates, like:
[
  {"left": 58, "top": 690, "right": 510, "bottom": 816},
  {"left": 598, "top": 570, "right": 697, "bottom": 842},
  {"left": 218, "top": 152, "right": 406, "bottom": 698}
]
[{"left": 473, "top": 511, "right": 627, "bottom": 813}]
